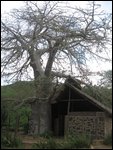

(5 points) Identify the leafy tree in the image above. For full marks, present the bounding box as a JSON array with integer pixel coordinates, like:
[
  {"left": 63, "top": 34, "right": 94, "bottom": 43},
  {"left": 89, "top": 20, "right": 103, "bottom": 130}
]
[
  {"left": 1, "top": 82, "right": 32, "bottom": 133},
  {"left": 82, "top": 70, "right": 112, "bottom": 108},
  {"left": 98, "top": 70, "right": 112, "bottom": 87},
  {"left": 82, "top": 85, "right": 112, "bottom": 108},
  {"left": 1, "top": 1, "right": 112, "bottom": 134}
]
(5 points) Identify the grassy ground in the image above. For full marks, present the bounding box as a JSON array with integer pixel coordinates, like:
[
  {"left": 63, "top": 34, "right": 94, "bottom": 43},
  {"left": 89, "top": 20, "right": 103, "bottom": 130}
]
[
  {"left": 19, "top": 133, "right": 112, "bottom": 149},
  {"left": 2, "top": 132, "right": 112, "bottom": 149}
]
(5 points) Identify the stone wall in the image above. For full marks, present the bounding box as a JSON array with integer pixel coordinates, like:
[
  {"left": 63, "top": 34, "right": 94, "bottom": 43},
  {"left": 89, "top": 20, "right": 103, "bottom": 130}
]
[{"left": 65, "top": 112, "right": 105, "bottom": 139}]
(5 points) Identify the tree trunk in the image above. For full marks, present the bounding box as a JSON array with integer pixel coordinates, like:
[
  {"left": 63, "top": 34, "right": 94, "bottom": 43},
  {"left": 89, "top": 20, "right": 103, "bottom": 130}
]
[
  {"left": 28, "top": 101, "right": 51, "bottom": 135},
  {"left": 28, "top": 76, "right": 52, "bottom": 135}
]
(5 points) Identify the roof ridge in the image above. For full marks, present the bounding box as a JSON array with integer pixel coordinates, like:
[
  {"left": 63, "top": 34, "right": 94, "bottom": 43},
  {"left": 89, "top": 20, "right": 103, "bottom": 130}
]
[{"left": 66, "top": 82, "right": 112, "bottom": 115}]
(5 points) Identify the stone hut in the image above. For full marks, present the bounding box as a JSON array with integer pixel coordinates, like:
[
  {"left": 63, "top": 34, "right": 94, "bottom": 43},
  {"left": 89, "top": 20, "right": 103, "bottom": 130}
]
[{"left": 51, "top": 76, "right": 112, "bottom": 139}]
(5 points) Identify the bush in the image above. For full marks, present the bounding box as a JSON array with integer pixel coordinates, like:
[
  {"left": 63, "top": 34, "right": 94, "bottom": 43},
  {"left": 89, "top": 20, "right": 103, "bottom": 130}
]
[
  {"left": 66, "top": 133, "right": 91, "bottom": 148},
  {"left": 39, "top": 131, "right": 53, "bottom": 138},
  {"left": 32, "top": 133, "right": 91, "bottom": 149},
  {"left": 56, "top": 140, "right": 73, "bottom": 149},
  {"left": 1, "top": 132, "right": 23, "bottom": 148},
  {"left": 103, "top": 133, "right": 112, "bottom": 145},
  {"left": 32, "top": 138, "right": 57, "bottom": 149},
  {"left": 23, "top": 123, "right": 29, "bottom": 134}
]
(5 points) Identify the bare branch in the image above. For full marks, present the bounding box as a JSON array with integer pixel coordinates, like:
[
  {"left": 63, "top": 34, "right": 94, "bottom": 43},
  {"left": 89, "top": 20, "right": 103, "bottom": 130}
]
[{"left": 1, "top": 1, "right": 111, "bottom": 84}]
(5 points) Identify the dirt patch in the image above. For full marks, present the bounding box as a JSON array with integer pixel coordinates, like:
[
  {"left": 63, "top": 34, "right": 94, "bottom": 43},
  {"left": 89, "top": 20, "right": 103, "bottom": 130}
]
[
  {"left": 91, "top": 140, "right": 112, "bottom": 149},
  {"left": 18, "top": 134, "right": 48, "bottom": 149}
]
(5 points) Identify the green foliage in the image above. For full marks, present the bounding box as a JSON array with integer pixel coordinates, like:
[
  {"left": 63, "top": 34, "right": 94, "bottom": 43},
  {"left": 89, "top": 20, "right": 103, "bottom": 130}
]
[
  {"left": 82, "top": 70, "right": 112, "bottom": 109},
  {"left": 1, "top": 81, "right": 32, "bottom": 132},
  {"left": 1, "top": 101, "right": 8, "bottom": 127},
  {"left": 15, "top": 106, "right": 31, "bottom": 131},
  {"left": 1, "top": 81, "right": 35, "bottom": 100},
  {"left": 82, "top": 85, "right": 112, "bottom": 108},
  {"left": 39, "top": 131, "right": 53, "bottom": 138},
  {"left": 32, "top": 133, "right": 91, "bottom": 149},
  {"left": 56, "top": 140, "right": 74, "bottom": 149},
  {"left": 23, "top": 123, "right": 29, "bottom": 134},
  {"left": 32, "top": 138, "right": 57, "bottom": 149},
  {"left": 1, "top": 102, "right": 31, "bottom": 132},
  {"left": 99, "top": 70, "right": 112, "bottom": 87},
  {"left": 1, "top": 132, "right": 23, "bottom": 148},
  {"left": 66, "top": 133, "right": 91, "bottom": 148},
  {"left": 18, "top": 106, "right": 31, "bottom": 128},
  {"left": 103, "top": 133, "right": 112, "bottom": 145}
]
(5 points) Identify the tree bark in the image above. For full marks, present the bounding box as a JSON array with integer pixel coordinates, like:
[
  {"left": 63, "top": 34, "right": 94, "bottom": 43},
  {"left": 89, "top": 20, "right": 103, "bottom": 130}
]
[
  {"left": 28, "top": 101, "right": 51, "bottom": 135},
  {"left": 28, "top": 76, "right": 52, "bottom": 135}
]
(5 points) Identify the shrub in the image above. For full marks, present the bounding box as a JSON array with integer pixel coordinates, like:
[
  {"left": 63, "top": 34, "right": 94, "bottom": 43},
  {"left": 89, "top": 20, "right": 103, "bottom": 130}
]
[
  {"left": 32, "top": 133, "right": 91, "bottom": 149},
  {"left": 56, "top": 140, "right": 73, "bottom": 149},
  {"left": 23, "top": 123, "right": 29, "bottom": 134},
  {"left": 103, "top": 133, "right": 112, "bottom": 145},
  {"left": 39, "top": 131, "right": 53, "bottom": 138},
  {"left": 66, "top": 133, "right": 91, "bottom": 148},
  {"left": 1, "top": 132, "right": 23, "bottom": 148},
  {"left": 32, "top": 138, "right": 57, "bottom": 149}
]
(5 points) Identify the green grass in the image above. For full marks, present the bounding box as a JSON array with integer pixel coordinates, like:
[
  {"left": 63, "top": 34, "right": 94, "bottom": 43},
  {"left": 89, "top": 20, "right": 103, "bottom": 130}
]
[
  {"left": 1, "top": 132, "right": 24, "bottom": 149},
  {"left": 103, "top": 133, "right": 112, "bottom": 145},
  {"left": 32, "top": 133, "right": 92, "bottom": 149}
]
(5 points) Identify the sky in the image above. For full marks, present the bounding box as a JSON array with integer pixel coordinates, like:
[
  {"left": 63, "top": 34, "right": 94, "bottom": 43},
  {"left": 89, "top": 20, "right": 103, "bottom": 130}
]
[
  {"left": 1, "top": 1, "right": 112, "bottom": 13},
  {"left": 1, "top": 1, "right": 112, "bottom": 85}
]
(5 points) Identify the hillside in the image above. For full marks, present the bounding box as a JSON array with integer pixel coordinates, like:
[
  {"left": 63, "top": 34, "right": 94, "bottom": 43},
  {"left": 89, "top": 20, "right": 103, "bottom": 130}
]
[
  {"left": 1, "top": 80, "right": 112, "bottom": 109},
  {"left": 1, "top": 81, "right": 35, "bottom": 101}
]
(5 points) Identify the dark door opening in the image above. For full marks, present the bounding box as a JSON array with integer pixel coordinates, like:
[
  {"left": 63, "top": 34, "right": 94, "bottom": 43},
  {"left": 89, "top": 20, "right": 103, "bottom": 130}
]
[
  {"left": 52, "top": 115, "right": 65, "bottom": 136},
  {"left": 51, "top": 102, "right": 68, "bottom": 137}
]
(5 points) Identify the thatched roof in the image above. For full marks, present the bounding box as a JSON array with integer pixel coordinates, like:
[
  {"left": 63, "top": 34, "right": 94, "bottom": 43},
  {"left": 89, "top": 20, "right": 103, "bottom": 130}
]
[{"left": 51, "top": 76, "right": 112, "bottom": 116}]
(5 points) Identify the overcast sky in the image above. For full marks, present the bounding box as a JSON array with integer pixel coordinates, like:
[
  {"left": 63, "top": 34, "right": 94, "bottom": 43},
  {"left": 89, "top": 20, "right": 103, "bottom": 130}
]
[
  {"left": 1, "top": 1, "right": 112, "bottom": 13},
  {"left": 1, "top": 1, "right": 112, "bottom": 85}
]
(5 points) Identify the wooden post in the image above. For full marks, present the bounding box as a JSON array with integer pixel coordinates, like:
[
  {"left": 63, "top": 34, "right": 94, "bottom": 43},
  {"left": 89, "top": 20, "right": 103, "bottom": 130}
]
[
  {"left": 67, "top": 87, "right": 71, "bottom": 114},
  {"left": 14, "top": 113, "right": 20, "bottom": 139}
]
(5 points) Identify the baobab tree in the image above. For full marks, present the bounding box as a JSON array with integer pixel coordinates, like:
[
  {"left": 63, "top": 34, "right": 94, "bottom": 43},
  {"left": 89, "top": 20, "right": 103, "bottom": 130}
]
[{"left": 1, "top": 1, "right": 112, "bottom": 134}]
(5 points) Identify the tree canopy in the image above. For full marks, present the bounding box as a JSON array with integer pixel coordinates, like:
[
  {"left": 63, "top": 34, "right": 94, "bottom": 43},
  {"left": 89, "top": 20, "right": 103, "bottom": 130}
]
[
  {"left": 1, "top": 1, "right": 112, "bottom": 84},
  {"left": 98, "top": 70, "right": 112, "bottom": 87}
]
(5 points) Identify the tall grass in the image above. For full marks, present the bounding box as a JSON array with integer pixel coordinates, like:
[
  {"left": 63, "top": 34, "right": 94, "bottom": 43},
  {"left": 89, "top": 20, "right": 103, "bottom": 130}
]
[
  {"left": 103, "top": 133, "right": 112, "bottom": 145},
  {"left": 1, "top": 132, "right": 24, "bottom": 149},
  {"left": 66, "top": 133, "right": 91, "bottom": 148},
  {"left": 32, "top": 133, "right": 92, "bottom": 149}
]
